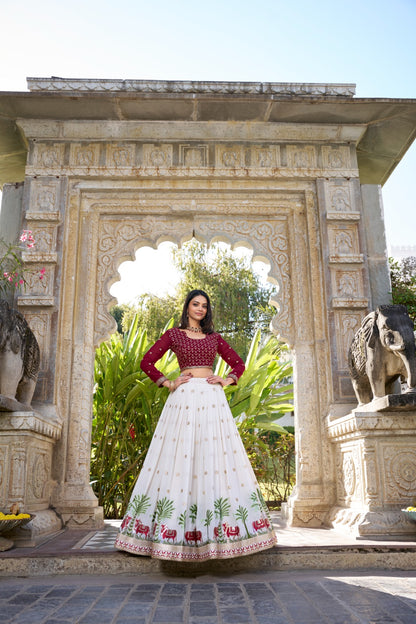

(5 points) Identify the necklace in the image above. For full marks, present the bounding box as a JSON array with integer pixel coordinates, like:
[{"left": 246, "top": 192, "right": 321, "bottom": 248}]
[{"left": 186, "top": 326, "right": 203, "bottom": 333}]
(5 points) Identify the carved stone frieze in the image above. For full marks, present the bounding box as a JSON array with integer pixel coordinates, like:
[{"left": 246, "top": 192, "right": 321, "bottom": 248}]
[
  {"left": 27, "top": 77, "right": 356, "bottom": 97},
  {"left": 17, "top": 296, "right": 55, "bottom": 307},
  {"left": 33, "top": 143, "right": 65, "bottom": 170},
  {"left": 22, "top": 223, "right": 57, "bottom": 254},
  {"left": 0, "top": 411, "right": 62, "bottom": 440},
  {"left": 321, "top": 146, "right": 351, "bottom": 169},
  {"left": 22, "top": 247, "right": 58, "bottom": 264},
  {"left": 332, "top": 297, "right": 368, "bottom": 309},
  {"left": 215, "top": 145, "right": 245, "bottom": 168},
  {"left": 29, "top": 179, "right": 60, "bottom": 213},
  {"left": 286, "top": 145, "right": 317, "bottom": 169},
  {"left": 332, "top": 268, "right": 364, "bottom": 299},
  {"left": 25, "top": 141, "right": 359, "bottom": 180},
  {"left": 25, "top": 211, "right": 61, "bottom": 223},
  {"left": 327, "top": 212, "right": 361, "bottom": 221},
  {"left": 22, "top": 265, "right": 53, "bottom": 296},
  {"left": 142, "top": 144, "right": 173, "bottom": 168},
  {"left": 179, "top": 144, "right": 208, "bottom": 167},
  {"left": 106, "top": 143, "right": 135, "bottom": 168},
  {"left": 324, "top": 180, "right": 356, "bottom": 214},
  {"left": 25, "top": 162, "right": 359, "bottom": 179},
  {"left": 250, "top": 146, "right": 280, "bottom": 168},
  {"left": 70, "top": 143, "right": 100, "bottom": 167},
  {"left": 343, "top": 452, "right": 357, "bottom": 497},
  {"left": 328, "top": 223, "right": 360, "bottom": 257}
]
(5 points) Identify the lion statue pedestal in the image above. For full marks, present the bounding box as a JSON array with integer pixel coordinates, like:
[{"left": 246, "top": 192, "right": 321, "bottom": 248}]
[
  {"left": 327, "top": 396, "right": 416, "bottom": 537},
  {"left": 0, "top": 407, "right": 63, "bottom": 546},
  {"left": 0, "top": 300, "right": 63, "bottom": 545}
]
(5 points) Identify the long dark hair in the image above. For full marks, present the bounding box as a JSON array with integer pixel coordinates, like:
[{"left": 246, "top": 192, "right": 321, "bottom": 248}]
[{"left": 178, "top": 289, "right": 214, "bottom": 334}]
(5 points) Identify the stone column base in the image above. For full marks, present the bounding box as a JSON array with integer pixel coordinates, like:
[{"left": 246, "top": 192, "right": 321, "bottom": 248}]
[
  {"left": 329, "top": 506, "right": 416, "bottom": 538},
  {"left": 285, "top": 485, "right": 331, "bottom": 528},
  {"left": 52, "top": 483, "right": 104, "bottom": 529},
  {"left": 327, "top": 399, "right": 416, "bottom": 538}
]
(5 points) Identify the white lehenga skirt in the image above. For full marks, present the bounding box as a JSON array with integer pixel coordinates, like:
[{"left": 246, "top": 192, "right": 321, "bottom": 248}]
[{"left": 115, "top": 378, "right": 277, "bottom": 561}]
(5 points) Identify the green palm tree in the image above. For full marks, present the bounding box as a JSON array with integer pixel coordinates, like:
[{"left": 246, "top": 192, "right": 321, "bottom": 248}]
[
  {"left": 214, "top": 497, "right": 231, "bottom": 541},
  {"left": 189, "top": 503, "right": 198, "bottom": 524},
  {"left": 129, "top": 493, "right": 151, "bottom": 517},
  {"left": 125, "top": 493, "right": 151, "bottom": 535},
  {"left": 235, "top": 505, "right": 250, "bottom": 538},
  {"left": 152, "top": 496, "right": 175, "bottom": 540},
  {"left": 203, "top": 509, "right": 213, "bottom": 542}
]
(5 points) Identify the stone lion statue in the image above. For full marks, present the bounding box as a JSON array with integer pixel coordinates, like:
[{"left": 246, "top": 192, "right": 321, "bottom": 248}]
[{"left": 0, "top": 300, "right": 40, "bottom": 411}]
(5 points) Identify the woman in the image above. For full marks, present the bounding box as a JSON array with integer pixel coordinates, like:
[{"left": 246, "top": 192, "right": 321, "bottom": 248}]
[{"left": 115, "top": 289, "right": 277, "bottom": 560}]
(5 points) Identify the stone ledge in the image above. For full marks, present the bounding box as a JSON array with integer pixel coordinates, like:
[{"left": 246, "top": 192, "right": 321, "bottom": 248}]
[
  {"left": 356, "top": 393, "right": 416, "bottom": 412},
  {"left": 3, "top": 547, "right": 416, "bottom": 577},
  {"left": 26, "top": 78, "right": 357, "bottom": 97},
  {"left": 0, "top": 407, "right": 62, "bottom": 439}
]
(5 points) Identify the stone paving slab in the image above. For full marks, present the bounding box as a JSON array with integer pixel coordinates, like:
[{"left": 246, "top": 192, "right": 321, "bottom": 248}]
[{"left": 1, "top": 569, "right": 416, "bottom": 624}]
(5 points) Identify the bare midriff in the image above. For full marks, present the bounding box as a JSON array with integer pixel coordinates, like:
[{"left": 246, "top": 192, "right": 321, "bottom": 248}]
[{"left": 181, "top": 367, "right": 213, "bottom": 378}]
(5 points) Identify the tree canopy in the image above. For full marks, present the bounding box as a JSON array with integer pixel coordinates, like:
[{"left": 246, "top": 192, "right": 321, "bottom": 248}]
[
  {"left": 111, "top": 240, "right": 277, "bottom": 358},
  {"left": 389, "top": 256, "right": 416, "bottom": 323}
]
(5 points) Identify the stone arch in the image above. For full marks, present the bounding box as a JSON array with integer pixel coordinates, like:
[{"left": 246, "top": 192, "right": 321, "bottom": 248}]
[
  {"left": 49, "top": 183, "right": 333, "bottom": 529},
  {"left": 95, "top": 214, "right": 292, "bottom": 347}
]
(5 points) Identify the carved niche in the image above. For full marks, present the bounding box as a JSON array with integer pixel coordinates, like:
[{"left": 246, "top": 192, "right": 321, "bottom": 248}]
[{"left": 93, "top": 214, "right": 293, "bottom": 346}]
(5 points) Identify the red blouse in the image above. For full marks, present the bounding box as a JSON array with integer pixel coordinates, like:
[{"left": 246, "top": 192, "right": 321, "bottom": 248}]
[{"left": 140, "top": 327, "right": 245, "bottom": 385}]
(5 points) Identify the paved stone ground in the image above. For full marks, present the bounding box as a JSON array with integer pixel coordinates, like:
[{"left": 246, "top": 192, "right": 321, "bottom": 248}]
[{"left": 1, "top": 569, "right": 416, "bottom": 624}]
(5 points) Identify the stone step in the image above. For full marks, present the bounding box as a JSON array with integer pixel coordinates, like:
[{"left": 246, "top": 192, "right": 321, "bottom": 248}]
[{"left": 2, "top": 518, "right": 416, "bottom": 577}]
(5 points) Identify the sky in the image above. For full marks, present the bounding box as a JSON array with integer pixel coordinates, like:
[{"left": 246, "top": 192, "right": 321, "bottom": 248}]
[{"left": 0, "top": 0, "right": 415, "bottom": 303}]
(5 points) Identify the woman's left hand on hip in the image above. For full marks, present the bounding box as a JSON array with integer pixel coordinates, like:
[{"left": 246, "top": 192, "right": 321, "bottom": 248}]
[{"left": 206, "top": 375, "right": 230, "bottom": 386}]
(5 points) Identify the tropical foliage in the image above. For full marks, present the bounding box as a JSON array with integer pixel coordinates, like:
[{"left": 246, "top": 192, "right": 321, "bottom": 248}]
[
  {"left": 91, "top": 320, "right": 294, "bottom": 518},
  {"left": 112, "top": 239, "right": 276, "bottom": 359},
  {"left": 389, "top": 256, "right": 416, "bottom": 323}
]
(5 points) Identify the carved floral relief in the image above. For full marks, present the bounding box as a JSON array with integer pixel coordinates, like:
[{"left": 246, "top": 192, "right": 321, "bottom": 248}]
[
  {"left": 328, "top": 224, "right": 360, "bottom": 257},
  {"left": 321, "top": 146, "right": 351, "bottom": 169},
  {"left": 33, "top": 144, "right": 65, "bottom": 170},
  {"left": 70, "top": 144, "right": 100, "bottom": 167},
  {"left": 250, "top": 146, "right": 280, "bottom": 168},
  {"left": 286, "top": 146, "right": 317, "bottom": 169},
  {"left": 106, "top": 144, "right": 135, "bottom": 167},
  {"left": 142, "top": 144, "right": 173, "bottom": 167},
  {"left": 383, "top": 446, "right": 416, "bottom": 501},
  {"left": 215, "top": 145, "right": 245, "bottom": 168},
  {"left": 29, "top": 180, "right": 60, "bottom": 213},
  {"left": 332, "top": 268, "right": 363, "bottom": 299}
]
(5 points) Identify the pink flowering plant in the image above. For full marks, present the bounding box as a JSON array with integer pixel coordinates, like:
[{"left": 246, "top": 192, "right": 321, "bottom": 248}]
[{"left": 0, "top": 230, "right": 45, "bottom": 298}]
